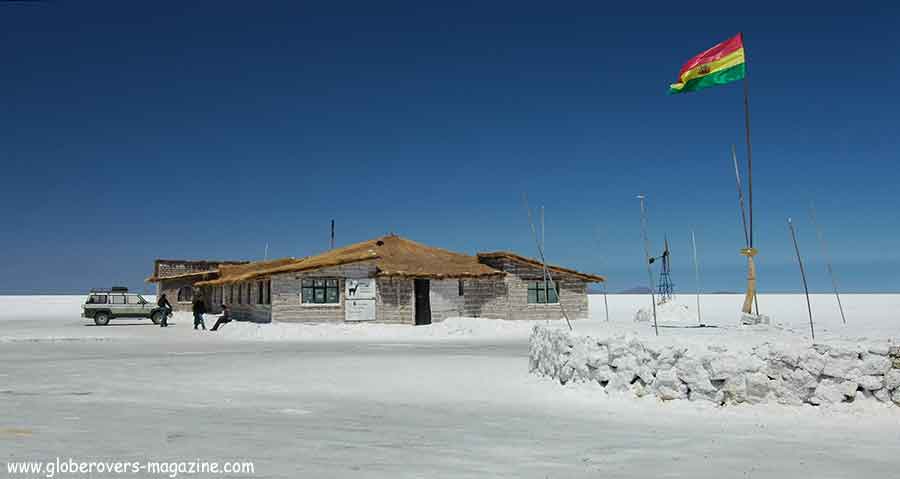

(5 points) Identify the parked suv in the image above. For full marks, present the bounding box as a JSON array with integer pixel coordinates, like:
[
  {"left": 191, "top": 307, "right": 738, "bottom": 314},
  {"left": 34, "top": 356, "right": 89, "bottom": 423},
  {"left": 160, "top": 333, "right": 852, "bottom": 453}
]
[{"left": 82, "top": 287, "right": 165, "bottom": 326}]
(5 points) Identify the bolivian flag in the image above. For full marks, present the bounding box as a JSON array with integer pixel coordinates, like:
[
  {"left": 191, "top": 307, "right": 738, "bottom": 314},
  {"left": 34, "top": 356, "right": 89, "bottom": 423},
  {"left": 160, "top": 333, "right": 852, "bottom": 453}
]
[{"left": 669, "top": 33, "right": 746, "bottom": 94}]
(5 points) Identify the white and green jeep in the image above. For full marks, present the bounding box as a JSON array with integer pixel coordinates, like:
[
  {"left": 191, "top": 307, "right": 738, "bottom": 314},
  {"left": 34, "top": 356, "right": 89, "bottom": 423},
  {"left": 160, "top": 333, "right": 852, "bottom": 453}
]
[{"left": 82, "top": 287, "right": 165, "bottom": 326}]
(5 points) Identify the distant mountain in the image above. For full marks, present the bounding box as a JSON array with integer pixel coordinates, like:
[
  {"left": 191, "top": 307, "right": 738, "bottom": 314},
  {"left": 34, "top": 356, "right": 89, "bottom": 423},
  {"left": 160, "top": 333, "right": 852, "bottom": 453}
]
[{"left": 618, "top": 286, "right": 651, "bottom": 294}]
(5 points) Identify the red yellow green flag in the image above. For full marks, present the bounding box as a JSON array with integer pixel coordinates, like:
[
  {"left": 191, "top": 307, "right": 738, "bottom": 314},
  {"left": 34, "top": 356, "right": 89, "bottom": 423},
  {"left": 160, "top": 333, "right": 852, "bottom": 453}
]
[{"left": 669, "top": 33, "right": 746, "bottom": 94}]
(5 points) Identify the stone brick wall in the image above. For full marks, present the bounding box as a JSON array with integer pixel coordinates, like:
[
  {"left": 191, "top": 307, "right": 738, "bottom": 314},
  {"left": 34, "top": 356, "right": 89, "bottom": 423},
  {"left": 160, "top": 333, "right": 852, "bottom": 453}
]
[
  {"left": 154, "top": 260, "right": 234, "bottom": 279},
  {"left": 531, "top": 327, "right": 900, "bottom": 407},
  {"left": 157, "top": 277, "right": 198, "bottom": 312},
  {"left": 271, "top": 261, "right": 378, "bottom": 323},
  {"left": 473, "top": 257, "right": 590, "bottom": 321},
  {"left": 376, "top": 277, "right": 415, "bottom": 324},
  {"left": 429, "top": 279, "right": 465, "bottom": 322},
  {"left": 461, "top": 278, "right": 509, "bottom": 319}
]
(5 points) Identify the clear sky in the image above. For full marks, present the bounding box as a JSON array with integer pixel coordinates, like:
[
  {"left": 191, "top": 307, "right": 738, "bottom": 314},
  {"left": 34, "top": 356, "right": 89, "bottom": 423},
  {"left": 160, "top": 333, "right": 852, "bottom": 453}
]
[{"left": 2, "top": 1, "right": 898, "bottom": 294}]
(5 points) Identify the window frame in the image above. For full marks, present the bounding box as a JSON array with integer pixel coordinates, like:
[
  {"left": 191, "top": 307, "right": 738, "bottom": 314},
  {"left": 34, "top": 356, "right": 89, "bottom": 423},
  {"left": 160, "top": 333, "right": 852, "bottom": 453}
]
[
  {"left": 88, "top": 294, "right": 108, "bottom": 304},
  {"left": 177, "top": 286, "right": 193, "bottom": 303},
  {"left": 300, "top": 278, "right": 341, "bottom": 306},
  {"left": 527, "top": 279, "right": 559, "bottom": 305}
]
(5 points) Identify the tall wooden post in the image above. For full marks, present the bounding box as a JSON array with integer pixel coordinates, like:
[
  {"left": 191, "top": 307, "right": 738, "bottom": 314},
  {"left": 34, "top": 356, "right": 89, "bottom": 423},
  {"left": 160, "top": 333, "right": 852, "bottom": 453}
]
[
  {"left": 788, "top": 217, "right": 815, "bottom": 341},
  {"left": 809, "top": 202, "right": 847, "bottom": 324}
]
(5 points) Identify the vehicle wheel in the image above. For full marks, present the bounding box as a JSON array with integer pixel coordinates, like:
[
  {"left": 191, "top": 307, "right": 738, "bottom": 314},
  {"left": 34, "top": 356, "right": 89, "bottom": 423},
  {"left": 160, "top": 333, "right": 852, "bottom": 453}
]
[
  {"left": 94, "top": 312, "right": 110, "bottom": 326},
  {"left": 150, "top": 311, "right": 163, "bottom": 325}
]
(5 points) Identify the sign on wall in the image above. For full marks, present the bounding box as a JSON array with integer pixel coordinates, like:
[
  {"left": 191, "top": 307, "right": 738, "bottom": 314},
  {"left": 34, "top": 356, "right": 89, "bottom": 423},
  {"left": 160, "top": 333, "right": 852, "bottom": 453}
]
[
  {"left": 345, "top": 278, "right": 376, "bottom": 321},
  {"left": 346, "top": 278, "right": 376, "bottom": 300},
  {"left": 345, "top": 298, "right": 376, "bottom": 322}
]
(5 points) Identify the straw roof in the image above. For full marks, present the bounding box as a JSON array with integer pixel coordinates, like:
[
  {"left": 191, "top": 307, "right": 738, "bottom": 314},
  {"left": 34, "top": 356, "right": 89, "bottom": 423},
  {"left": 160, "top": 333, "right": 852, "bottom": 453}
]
[
  {"left": 146, "top": 259, "right": 248, "bottom": 283},
  {"left": 189, "top": 236, "right": 604, "bottom": 286},
  {"left": 146, "top": 270, "right": 220, "bottom": 283},
  {"left": 477, "top": 251, "right": 606, "bottom": 283},
  {"left": 195, "top": 257, "right": 301, "bottom": 286},
  {"left": 197, "top": 235, "right": 504, "bottom": 285}
]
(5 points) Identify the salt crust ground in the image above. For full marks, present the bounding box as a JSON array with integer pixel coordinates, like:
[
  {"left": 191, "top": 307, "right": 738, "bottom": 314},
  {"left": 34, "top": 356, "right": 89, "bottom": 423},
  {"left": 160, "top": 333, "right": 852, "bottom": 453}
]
[{"left": 3, "top": 294, "right": 900, "bottom": 477}]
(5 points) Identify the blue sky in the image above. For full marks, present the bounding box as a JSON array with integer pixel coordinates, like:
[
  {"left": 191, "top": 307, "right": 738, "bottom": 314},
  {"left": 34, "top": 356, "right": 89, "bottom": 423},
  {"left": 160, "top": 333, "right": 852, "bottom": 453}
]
[{"left": 2, "top": 1, "right": 898, "bottom": 294}]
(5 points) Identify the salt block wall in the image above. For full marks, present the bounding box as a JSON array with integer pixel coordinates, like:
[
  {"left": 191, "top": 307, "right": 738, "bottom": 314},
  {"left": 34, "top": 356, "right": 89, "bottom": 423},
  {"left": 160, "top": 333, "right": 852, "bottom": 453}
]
[
  {"left": 429, "top": 279, "right": 464, "bottom": 322},
  {"left": 529, "top": 327, "right": 900, "bottom": 407}
]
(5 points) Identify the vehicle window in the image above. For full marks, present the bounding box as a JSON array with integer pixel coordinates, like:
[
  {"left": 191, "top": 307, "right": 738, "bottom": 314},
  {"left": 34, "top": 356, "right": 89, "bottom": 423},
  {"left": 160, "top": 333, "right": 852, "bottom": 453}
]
[
  {"left": 88, "top": 295, "right": 107, "bottom": 304},
  {"left": 126, "top": 295, "right": 142, "bottom": 305},
  {"left": 111, "top": 295, "right": 126, "bottom": 305}
]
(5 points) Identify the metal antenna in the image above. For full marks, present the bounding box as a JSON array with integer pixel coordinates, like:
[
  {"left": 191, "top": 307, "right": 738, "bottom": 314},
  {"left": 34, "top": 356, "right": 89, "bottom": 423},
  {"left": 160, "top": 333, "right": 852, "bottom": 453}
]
[
  {"left": 691, "top": 229, "right": 702, "bottom": 325},
  {"left": 809, "top": 201, "right": 846, "bottom": 324},
  {"left": 523, "top": 194, "right": 572, "bottom": 331},
  {"left": 637, "top": 194, "right": 659, "bottom": 336},
  {"left": 264, "top": 242, "right": 269, "bottom": 261}
]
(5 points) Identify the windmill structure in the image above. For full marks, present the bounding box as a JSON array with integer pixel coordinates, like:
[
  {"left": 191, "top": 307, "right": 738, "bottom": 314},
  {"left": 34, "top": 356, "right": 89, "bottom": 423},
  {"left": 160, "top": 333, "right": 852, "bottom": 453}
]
[{"left": 652, "top": 237, "right": 674, "bottom": 302}]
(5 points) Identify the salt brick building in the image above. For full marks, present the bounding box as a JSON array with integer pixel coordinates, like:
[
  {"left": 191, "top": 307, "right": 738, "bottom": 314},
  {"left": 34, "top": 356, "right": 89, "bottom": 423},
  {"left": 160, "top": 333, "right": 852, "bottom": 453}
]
[{"left": 148, "top": 235, "right": 604, "bottom": 324}]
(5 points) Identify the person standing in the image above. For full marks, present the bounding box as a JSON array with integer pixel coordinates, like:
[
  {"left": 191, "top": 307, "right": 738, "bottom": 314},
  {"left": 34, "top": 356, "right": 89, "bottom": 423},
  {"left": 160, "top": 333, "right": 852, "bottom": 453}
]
[
  {"left": 192, "top": 295, "right": 206, "bottom": 330},
  {"left": 157, "top": 293, "right": 173, "bottom": 328}
]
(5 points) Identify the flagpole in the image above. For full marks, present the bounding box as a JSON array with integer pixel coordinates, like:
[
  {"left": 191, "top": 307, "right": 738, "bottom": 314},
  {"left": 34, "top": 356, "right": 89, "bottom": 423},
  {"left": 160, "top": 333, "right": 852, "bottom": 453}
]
[
  {"left": 741, "top": 32, "right": 761, "bottom": 317},
  {"left": 742, "top": 32, "right": 754, "bottom": 249}
]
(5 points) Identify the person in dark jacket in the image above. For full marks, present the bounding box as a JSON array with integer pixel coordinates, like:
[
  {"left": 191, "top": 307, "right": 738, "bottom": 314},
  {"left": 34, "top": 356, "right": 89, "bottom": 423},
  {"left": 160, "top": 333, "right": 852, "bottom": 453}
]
[
  {"left": 157, "top": 293, "right": 173, "bottom": 328},
  {"left": 210, "top": 304, "right": 231, "bottom": 331},
  {"left": 192, "top": 296, "right": 206, "bottom": 330}
]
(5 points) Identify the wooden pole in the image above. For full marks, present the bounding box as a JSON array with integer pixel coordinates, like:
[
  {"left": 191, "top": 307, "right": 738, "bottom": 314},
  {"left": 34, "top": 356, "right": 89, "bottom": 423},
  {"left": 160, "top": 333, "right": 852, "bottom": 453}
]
[
  {"left": 809, "top": 201, "right": 847, "bottom": 324},
  {"left": 637, "top": 194, "right": 659, "bottom": 336},
  {"left": 602, "top": 282, "right": 610, "bottom": 322},
  {"left": 691, "top": 229, "right": 702, "bottom": 325},
  {"left": 788, "top": 217, "right": 815, "bottom": 341}
]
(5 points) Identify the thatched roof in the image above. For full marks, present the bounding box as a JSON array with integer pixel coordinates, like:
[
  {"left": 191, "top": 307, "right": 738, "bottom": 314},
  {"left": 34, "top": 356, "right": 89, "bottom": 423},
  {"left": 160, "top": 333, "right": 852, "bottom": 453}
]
[
  {"left": 196, "top": 235, "right": 504, "bottom": 285},
  {"left": 146, "top": 270, "right": 220, "bottom": 283},
  {"left": 195, "top": 257, "right": 301, "bottom": 286},
  {"left": 147, "top": 259, "right": 249, "bottom": 283},
  {"left": 477, "top": 251, "right": 605, "bottom": 283}
]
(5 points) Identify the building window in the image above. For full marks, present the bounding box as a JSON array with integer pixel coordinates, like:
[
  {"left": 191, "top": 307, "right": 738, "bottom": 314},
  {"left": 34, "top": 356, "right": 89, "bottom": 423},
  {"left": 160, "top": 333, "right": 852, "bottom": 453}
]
[
  {"left": 257, "top": 281, "right": 264, "bottom": 305},
  {"left": 527, "top": 280, "right": 559, "bottom": 304},
  {"left": 177, "top": 286, "right": 193, "bottom": 303},
  {"left": 458, "top": 280, "right": 464, "bottom": 296},
  {"left": 266, "top": 280, "right": 272, "bottom": 305},
  {"left": 245, "top": 282, "right": 251, "bottom": 304},
  {"left": 301, "top": 278, "right": 339, "bottom": 304}
]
